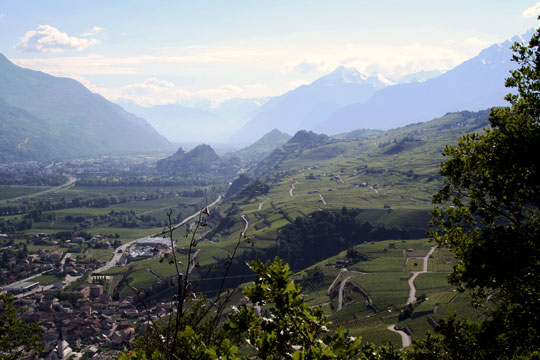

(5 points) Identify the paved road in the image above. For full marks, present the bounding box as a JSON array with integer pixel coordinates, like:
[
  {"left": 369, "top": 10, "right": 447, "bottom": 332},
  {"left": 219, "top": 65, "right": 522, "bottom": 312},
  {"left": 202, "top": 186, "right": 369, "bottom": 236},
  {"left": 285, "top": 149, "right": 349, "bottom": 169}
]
[
  {"left": 257, "top": 201, "right": 265, "bottom": 210},
  {"left": 95, "top": 196, "right": 223, "bottom": 274},
  {"left": 3, "top": 174, "right": 77, "bottom": 203},
  {"left": 159, "top": 195, "right": 222, "bottom": 235}
]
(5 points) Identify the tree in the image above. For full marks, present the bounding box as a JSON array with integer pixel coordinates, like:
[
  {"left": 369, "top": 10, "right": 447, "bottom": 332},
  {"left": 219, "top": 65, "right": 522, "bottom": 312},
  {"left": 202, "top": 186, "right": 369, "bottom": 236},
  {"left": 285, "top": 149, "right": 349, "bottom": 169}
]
[
  {"left": 124, "top": 257, "right": 401, "bottom": 360},
  {"left": 0, "top": 294, "right": 42, "bottom": 359},
  {"left": 428, "top": 25, "right": 540, "bottom": 359}
]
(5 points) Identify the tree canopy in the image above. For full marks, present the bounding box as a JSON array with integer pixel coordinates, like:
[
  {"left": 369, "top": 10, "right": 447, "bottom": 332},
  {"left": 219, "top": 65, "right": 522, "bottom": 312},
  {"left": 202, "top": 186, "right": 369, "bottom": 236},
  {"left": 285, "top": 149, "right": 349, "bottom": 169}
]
[{"left": 429, "top": 24, "right": 540, "bottom": 358}]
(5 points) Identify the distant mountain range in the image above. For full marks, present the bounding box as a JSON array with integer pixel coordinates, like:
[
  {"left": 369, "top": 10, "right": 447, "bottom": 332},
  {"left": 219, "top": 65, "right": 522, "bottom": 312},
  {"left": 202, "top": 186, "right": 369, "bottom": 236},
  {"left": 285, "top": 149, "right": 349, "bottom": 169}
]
[
  {"left": 232, "top": 31, "right": 531, "bottom": 142},
  {"left": 0, "top": 54, "right": 172, "bottom": 161},
  {"left": 314, "top": 32, "right": 529, "bottom": 134},
  {"left": 232, "top": 66, "right": 390, "bottom": 143},
  {"left": 1, "top": 29, "right": 529, "bottom": 160},
  {"left": 117, "top": 98, "right": 264, "bottom": 144}
]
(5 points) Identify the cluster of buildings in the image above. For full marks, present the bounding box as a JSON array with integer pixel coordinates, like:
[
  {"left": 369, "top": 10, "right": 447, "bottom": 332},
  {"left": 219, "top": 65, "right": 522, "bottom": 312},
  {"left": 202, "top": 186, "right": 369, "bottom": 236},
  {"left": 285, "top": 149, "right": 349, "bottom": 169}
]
[
  {"left": 14, "top": 285, "right": 140, "bottom": 358},
  {"left": 8, "top": 271, "right": 182, "bottom": 359}
]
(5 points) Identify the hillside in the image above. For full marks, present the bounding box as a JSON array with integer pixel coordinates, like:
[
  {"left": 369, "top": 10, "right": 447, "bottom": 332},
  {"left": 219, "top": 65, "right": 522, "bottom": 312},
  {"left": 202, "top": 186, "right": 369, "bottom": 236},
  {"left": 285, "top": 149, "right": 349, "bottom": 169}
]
[
  {"left": 156, "top": 144, "right": 222, "bottom": 174},
  {"left": 314, "top": 32, "right": 530, "bottom": 134},
  {"left": 228, "top": 129, "right": 291, "bottom": 163},
  {"left": 253, "top": 130, "right": 330, "bottom": 177},
  {"left": 232, "top": 66, "right": 390, "bottom": 143},
  {"left": 0, "top": 98, "right": 69, "bottom": 162},
  {"left": 0, "top": 54, "right": 172, "bottom": 161}
]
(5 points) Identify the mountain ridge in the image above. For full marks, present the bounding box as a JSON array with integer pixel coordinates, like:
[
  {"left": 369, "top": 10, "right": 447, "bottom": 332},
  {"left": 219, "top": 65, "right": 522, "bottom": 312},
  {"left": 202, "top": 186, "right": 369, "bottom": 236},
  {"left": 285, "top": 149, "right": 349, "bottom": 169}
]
[
  {"left": 0, "top": 54, "right": 172, "bottom": 161},
  {"left": 314, "top": 31, "right": 533, "bottom": 134},
  {"left": 231, "top": 66, "right": 389, "bottom": 143}
]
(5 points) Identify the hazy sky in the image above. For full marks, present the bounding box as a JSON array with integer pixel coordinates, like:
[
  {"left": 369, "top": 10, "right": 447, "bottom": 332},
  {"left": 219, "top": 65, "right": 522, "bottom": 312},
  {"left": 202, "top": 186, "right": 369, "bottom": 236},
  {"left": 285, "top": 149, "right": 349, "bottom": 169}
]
[{"left": 1, "top": 1, "right": 539, "bottom": 106}]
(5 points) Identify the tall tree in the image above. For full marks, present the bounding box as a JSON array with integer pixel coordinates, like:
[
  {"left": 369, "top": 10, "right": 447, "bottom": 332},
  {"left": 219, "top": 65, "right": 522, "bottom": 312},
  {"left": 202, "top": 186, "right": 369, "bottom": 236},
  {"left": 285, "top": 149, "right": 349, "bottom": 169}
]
[{"left": 428, "top": 24, "right": 540, "bottom": 359}]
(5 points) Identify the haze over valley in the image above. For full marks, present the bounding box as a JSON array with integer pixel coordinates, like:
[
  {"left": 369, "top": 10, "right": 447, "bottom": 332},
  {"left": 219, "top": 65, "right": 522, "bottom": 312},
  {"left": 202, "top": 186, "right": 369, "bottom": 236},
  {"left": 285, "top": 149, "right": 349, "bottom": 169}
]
[{"left": 1, "top": 2, "right": 539, "bottom": 358}]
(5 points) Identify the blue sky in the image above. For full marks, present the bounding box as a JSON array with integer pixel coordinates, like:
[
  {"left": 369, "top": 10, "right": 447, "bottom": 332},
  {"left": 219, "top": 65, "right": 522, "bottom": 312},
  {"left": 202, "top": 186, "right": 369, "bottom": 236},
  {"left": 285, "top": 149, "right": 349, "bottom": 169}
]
[{"left": 1, "top": 1, "right": 539, "bottom": 106}]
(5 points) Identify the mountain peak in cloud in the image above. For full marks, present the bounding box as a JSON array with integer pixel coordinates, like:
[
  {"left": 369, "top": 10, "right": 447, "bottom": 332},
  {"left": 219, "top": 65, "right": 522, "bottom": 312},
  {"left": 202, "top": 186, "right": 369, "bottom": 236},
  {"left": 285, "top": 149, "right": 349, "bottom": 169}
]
[{"left": 314, "top": 66, "right": 393, "bottom": 87}]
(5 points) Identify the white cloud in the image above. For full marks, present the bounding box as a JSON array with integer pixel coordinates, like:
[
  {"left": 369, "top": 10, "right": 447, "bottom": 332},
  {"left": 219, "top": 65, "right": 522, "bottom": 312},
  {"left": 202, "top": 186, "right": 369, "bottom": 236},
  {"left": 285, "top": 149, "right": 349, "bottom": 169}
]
[
  {"left": 71, "top": 76, "right": 266, "bottom": 107},
  {"left": 11, "top": 34, "right": 493, "bottom": 103},
  {"left": 463, "top": 37, "right": 491, "bottom": 48},
  {"left": 292, "top": 62, "right": 320, "bottom": 74},
  {"left": 81, "top": 26, "right": 104, "bottom": 37},
  {"left": 522, "top": 2, "right": 540, "bottom": 18},
  {"left": 14, "top": 25, "right": 100, "bottom": 53}
]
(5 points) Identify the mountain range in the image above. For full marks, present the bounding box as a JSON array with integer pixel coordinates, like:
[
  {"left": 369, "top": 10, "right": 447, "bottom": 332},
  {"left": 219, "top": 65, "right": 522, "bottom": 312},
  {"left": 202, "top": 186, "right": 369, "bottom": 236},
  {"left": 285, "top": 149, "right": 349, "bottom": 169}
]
[
  {"left": 0, "top": 54, "right": 172, "bottom": 161},
  {"left": 314, "top": 33, "right": 528, "bottom": 134},
  {"left": 0, "top": 30, "right": 531, "bottom": 161},
  {"left": 231, "top": 66, "right": 391, "bottom": 143},
  {"left": 232, "top": 31, "right": 531, "bottom": 142},
  {"left": 117, "top": 98, "right": 264, "bottom": 144}
]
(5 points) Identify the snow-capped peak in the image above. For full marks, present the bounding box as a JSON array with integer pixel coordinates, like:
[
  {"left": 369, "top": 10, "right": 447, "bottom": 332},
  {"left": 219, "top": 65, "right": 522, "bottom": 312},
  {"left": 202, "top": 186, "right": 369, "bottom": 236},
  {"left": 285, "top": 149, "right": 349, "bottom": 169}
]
[{"left": 314, "top": 66, "right": 390, "bottom": 88}]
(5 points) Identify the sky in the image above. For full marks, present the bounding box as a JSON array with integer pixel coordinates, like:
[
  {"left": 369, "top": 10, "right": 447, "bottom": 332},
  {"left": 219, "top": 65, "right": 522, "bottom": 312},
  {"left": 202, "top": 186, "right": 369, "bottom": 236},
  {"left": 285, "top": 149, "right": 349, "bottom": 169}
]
[{"left": 1, "top": 1, "right": 539, "bottom": 107}]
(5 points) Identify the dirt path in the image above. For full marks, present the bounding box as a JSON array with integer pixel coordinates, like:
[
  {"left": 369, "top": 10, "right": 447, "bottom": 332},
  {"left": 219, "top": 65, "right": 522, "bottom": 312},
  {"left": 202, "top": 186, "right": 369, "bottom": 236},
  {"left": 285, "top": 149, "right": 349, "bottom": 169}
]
[
  {"left": 387, "top": 325, "right": 411, "bottom": 347},
  {"left": 406, "top": 246, "right": 437, "bottom": 304},
  {"left": 367, "top": 185, "right": 379, "bottom": 194},
  {"left": 337, "top": 275, "right": 353, "bottom": 310},
  {"left": 388, "top": 245, "right": 438, "bottom": 347},
  {"left": 319, "top": 194, "right": 327, "bottom": 205},
  {"left": 240, "top": 214, "right": 249, "bottom": 237},
  {"left": 257, "top": 201, "right": 265, "bottom": 210},
  {"left": 289, "top": 181, "right": 299, "bottom": 197},
  {"left": 327, "top": 268, "right": 347, "bottom": 295}
]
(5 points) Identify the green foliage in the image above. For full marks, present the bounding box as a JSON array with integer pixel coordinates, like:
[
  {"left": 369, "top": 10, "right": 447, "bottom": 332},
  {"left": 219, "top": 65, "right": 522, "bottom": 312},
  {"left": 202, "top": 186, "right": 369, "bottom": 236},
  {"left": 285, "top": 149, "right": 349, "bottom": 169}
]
[
  {"left": 277, "top": 208, "right": 426, "bottom": 269},
  {"left": 427, "top": 25, "right": 540, "bottom": 358},
  {"left": 124, "top": 257, "right": 406, "bottom": 359},
  {"left": 227, "top": 258, "right": 363, "bottom": 359},
  {"left": 0, "top": 294, "right": 42, "bottom": 359}
]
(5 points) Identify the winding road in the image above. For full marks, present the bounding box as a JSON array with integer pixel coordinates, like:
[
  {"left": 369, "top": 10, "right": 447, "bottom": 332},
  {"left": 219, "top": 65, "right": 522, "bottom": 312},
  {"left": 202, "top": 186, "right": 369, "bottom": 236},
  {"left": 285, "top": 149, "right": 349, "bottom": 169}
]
[
  {"left": 387, "top": 325, "right": 412, "bottom": 347},
  {"left": 337, "top": 275, "right": 353, "bottom": 310},
  {"left": 389, "top": 245, "right": 438, "bottom": 348},
  {"left": 95, "top": 196, "right": 223, "bottom": 274},
  {"left": 406, "top": 246, "right": 438, "bottom": 305},
  {"left": 289, "top": 181, "right": 299, "bottom": 197},
  {"left": 240, "top": 215, "right": 249, "bottom": 237}
]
